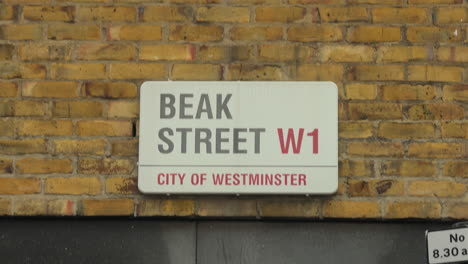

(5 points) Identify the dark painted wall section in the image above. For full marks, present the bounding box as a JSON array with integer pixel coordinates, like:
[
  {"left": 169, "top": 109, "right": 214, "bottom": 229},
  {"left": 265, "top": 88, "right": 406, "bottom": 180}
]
[{"left": 0, "top": 219, "right": 449, "bottom": 264}]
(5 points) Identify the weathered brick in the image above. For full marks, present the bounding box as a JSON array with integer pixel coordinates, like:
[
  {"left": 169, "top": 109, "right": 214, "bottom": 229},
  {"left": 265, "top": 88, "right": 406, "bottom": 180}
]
[
  {"left": 143, "top": 6, "right": 191, "bottom": 22},
  {"left": 347, "top": 26, "right": 401, "bottom": 42},
  {"left": 447, "top": 203, "right": 468, "bottom": 219},
  {"left": 349, "top": 0, "right": 402, "bottom": 3},
  {"left": 52, "top": 101, "right": 103, "bottom": 118},
  {"left": 230, "top": 26, "right": 283, "bottom": 41},
  {"left": 378, "top": 122, "right": 435, "bottom": 139},
  {"left": 347, "top": 65, "right": 404, "bottom": 81},
  {"left": 443, "top": 85, "right": 468, "bottom": 101},
  {"left": 0, "top": 120, "right": 13, "bottom": 137},
  {"left": 347, "top": 142, "right": 404, "bottom": 157},
  {"left": 319, "top": 7, "right": 368, "bottom": 22},
  {"left": 110, "top": 63, "right": 165, "bottom": 80},
  {"left": 22, "top": 81, "right": 78, "bottom": 98},
  {"left": 0, "top": 138, "right": 47, "bottom": 154},
  {"left": 140, "top": 44, "right": 195, "bottom": 61},
  {"left": 230, "top": 65, "right": 283, "bottom": 81},
  {"left": 197, "top": 7, "right": 249, "bottom": 23},
  {"left": 0, "top": 82, "right": 17, "bottom": 97},
  {"left": 108, "top": 25, "right": 161, "bottom": 41},
  {"left": 0, "top": 199, "right": 10, "bottom": 216},
  {"left": 171, "top": 64, "right": 221, "bottom": 80},
  {"left": 0, "top": 5, "right": 15, "bottom": 20},
  {"left": 442, "top": 122, "right": 468, "bottom": 138},
  {"left": 0, "top": 24, "right": 42, "bottom": 40},
  {"left": 409, "top": 0, "right": 462, "bottom": 3},
  {"left": 84, "top": 82, "right": 137, "bottom": 98},
  {"left": 348, "top": 179, "right": 404, "bottom": 196},
  {"left": 290, "top": 0, "right": 344, "bottom": 3},
  {"left": 51, "top": 63, "right": 106, "bottom": 80},
  {"left": 382, "top": 160, "right": 437, "bottom": 177},
  {"left": 345, "top": 83, "right": 377, "bottom": 100},
  {"left": 339, "top": 160, "right": 374, "bottom": 177},
  {"left": 377, "top": 46, "right": 429, "bottom": 63},
  {"left": 256, "top": 7, "right": 305, "bottom": 22},
  {"left": 436, "top": 8, "right": 467, "bottom": 24},
  {"left": 16, "top": 158, "right": 72, "bottom": 174},
  {"left": 53, "top": 139, "right": 108, "bottom": 155},
  {"left": 198, "top": 46, "right": 254, "bottom": 62},
  {"left": 46, "top": 177, "right": 101, "bottom": 195},
  {"left": 82, "top": 199, "right": 134, "bottom": 216},
  {"left": 170, "top": 0, "right": 220, "bottom": 3},
  {"left": 320, "top": 45, "right": 374, "bottom": 62},
  {"left": 348, "top": 102, "right": 402, "bottom": 120},
  {"left": 258, "top": 44, "right": 295, "bottom": 62},
  {"left": 0, "top": 63, "right": 46, "bottom": 79},
  {"left": 0, "top": 44, "right": 14, "bottom": 61},
  {"left": 438, "top": 47, "right": 468, "bottom": 62},
  {"left": 77, "top": 44, "right": 135, "bottom": 61},
  {"left": 77, "top": 120, "right": 132, "bottom": 137},
  {"left": 79, "top": 158, "right": 134, "bottom": 174},
  {"left": 288, "top": 25, "right": 343, "bottom": 42},
  {"left": 48, "top": 24, "right": 100, "bottom": 40},
  {"left": 408, "top": 104, "right": 464, "bottom": 120},
  {"left": 17, "top": 120, "right": 73, "bottom": 136},
  {"left": 0, "top": 159, "right": 13, "bottom": 174},
  {"left": 296, "top": 64, "right": 343, "bottom": 81},
  {"left": 13, "top": 101, "right": 48, "bottom": 117},
  {"left": 0, "top": 178, "right": 40, "bottom": 194},
  {"left": 407, "top": 27, "right": 462, "bottom": 42},
  {"left": 107, "top": 101, "right": 138, "bottom": 118},
  {"left": 112, "top": 139, "right": 138, "bottom": 156},
  {"left": 444, "top": 161, "right": 468, "bottom": 177},
  {"left": 373, "top": 8, "right": 428, "bottom": 24},
  {"left": 339, "top": 122, "right": 373, "bottom": 139},
  {"left": 24, "top": 6, "right": 75, "bottom": 21},
  {"left": 198, "top": 199, "right": 257, "bottom": 217},
  {"left": 259, "top": 200, "right": 320, "bottom": 217},
  {"left": 381, "top": 84, "right": 436, "bottom": 100},
  {"left": 138, "top": 199, "right": 195, "bottom": 216},
  {"left": 408, "top": 65, "right": 464, "bottom": 82},
  {"left": 14, "top": 199, "right": 74, "bottom": 216},
  {"left": 385, "top": 202, "right": 441, "bottom": 219},
  {"left": 323, "top": 201, "right": 379, "bottom": 218},
  {"left": 170, "top": 25, "right": 223, "bottom": 42},
  {"left": 106, "top": 177, "right": 137, "bottom": 194},
  {"left": 408, "top": 142, "right": 465, "bottom": 158},
  {"left": 77, "top": 6, "right": 135, "bottom": 22},
  {"left": 408, "top": 181, "right": 466, "bottom": 197},
  {"left": 17, "top": 43, "right": 49, "bottom": 61}
]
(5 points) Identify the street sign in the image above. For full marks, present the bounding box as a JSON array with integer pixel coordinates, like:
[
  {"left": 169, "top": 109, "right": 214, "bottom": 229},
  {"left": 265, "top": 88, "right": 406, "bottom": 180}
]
[
  {"left": 427, "top": 227, "right": 468, "bottom": 264},
  {"left": 138, "top": 81, "right": 338, "bottom": 194}
]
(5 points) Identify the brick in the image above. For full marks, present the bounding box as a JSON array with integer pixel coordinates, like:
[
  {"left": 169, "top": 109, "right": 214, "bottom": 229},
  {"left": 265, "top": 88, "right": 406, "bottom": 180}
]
[
  {"left": 339, "top": 160, "right": 374, "bottom": 177},
  {"left": 407, "top": 27, "right": 462, "bottom": 42},
  {"left": 436, "top": 8, "right": 467, "bottom": 24},
  {"left": 138, "top": 199, "right": 195, "bottom": 216},
  {"left": 348, "top": 102, "right": 402, "bottom": 120},
  {"left": 320, "top": 45, "right": 374, "bottom": 63},
  {"left": 0, "top": 24, "right": 42, "bottom": 40},
  {"left": 53, "top": 139, "right": 108, "bottom": 155},
  {"left": 0, "top": 5, "right": 15, "bottom": 20},
  {"left": 345, "top": 83, "right": 377, "bottom": 100},
  {"left": 442, "top": 122, "right": 468, "bottom": 138},
  {"left": 0, "top": 101, "right": 14, "bottom": 117},
  {"left": 339, "top": 122, "right": 373, "bottom": 139},
  {"left": 17, "top": 120, "right": 73, "bottom": 136},
  {"left": 143, "top": 6, "right": 191, "bottom": 22},
  {"left": 16, "top": 158, "right": 72, "bottom": 174},
  {"left": 288, "top": 25, "right": 342, "bottom": 42},
  {"left": 348, "top": 0, "right": 402, "bottom": 3},
  {"left": 198, "top": 199, "right": 257, "bottom": 217},
  {"left": 0, "top": 82, "right": 17, "bottom": 97},
  {"left": 323, "top": 201, "right": 379, "bottom": 218},
  {"left": 110, "top": 63, "right": 165, "bottom": 80},
  {"left": 79, "top": 158, "right": 134, "bottom": 174},
  {"left": 13, "top": 101, "right": 48, "bottom": 117},
  {"left": 347, "top": 142, "right": 404, "bottom": 157},
  {"left": 108, "top": 25, "right": 161, "bottom": 41},
  {"left": 197, "top": 7, "right": 249, "bottom": 23},
  {"left": 409, "top": 0, "right": 462, "bottom": 3},
  {"left": 256, "top": 7, "right": 305, "bottom": 22},
  {"left": 444, "top": 161, "right": 468, "bottom": 177},
  {"left": 381, "top": 84, "right": 436, "bottom": 100},
  {"left": 0, "top": 178, "right": 40, "bottom": 194},
  {"left": 140, "top": 44, "right": 195, "bottom": 61},
  {"left": 52, "top": 101, "right": 103, "bottom": 118},
  {"left": 0, "top": 199, "right": 10, "bottom": 216},
  {"left": 348, "top": 179, "right": 404, "bottom": 197},
  {"left": 14, "top": 199, "right": 74, "bottom": 216},
  {"left": 0, "top": 63, "right": 46, "bottom": 79},
  {"left": 224, "top": 46, "right": 255, "bottom": 61},
  {"left": 170, "top": 25, "right": 223, "bottom": 42},
  {"left": 377, "top": 46, "right": 429, "bottom": 63},
  {"left": 409, "top": 181, "right": 465, "bottom": 197},
  {"left": 385, "top": 202, "right": 441, "bottom": 219},
  {"left": 408, "top": 65, "right": 464, "bottom": 82},
  {"left": 82, "top": 199, "right": 134, "bottom": 216},
  {"left": 171, "top": 64, "right": 221, "bottom": 80},
  {"left": 170, "top": 0, "right": 219, "bottom": 3},
  {"left": 0, "top": 138, "right": 47, "bottom": 154},
  {"left": 77, "top": 120, "right": 132, "bottom": 137},
  {"left": 438, "top": 47, "right": 468, "bottom": 62},
  {"left": 408, "top": 142, "right": 465, "bottom": 158},
  {"left": 296, "top": 64, "right": 343, "bottom": 81},
  {"left": 382, "top": 160, "right": 437, "bottom": 177},
  {"left": 347, "top": 65, "right": 404, "bottom": 81},
  {"left": 372, "top": 8, "right": 427, "bottom": 24},
  {"left": 112, "top": 139, "right": 138, "bottom": 156},
  {"left": 347, "top": 26, "right": 401, "bottom": 42},
  {"left": 258, "top": 200, "right": 320, "bottom": 218},
  {"left": 408, "top": 104, "right": 464, "bottom": 120},
  {"left": 290, "top": 0, "right": 344, "bottom": 3},
  {"left": 197, "top": 46, "right": 227, "bottom": 61},
  {"left": 48, "top": 24, "right": 100, "bottom": 40},
  {"left": 77, "top": 6, "right": 135, "bottom": 22},
  {"left": 230, "top": 26, "right": 282, "bottom": 41},
  {"left": 106, "top": 177, "right": 137, "bottom": 194},
  {"left": 84, "top": 82, "right": 137, "bottom": 98},
  {"left": 17, "top": 43, "right": 49, "bottom": 61},
  {"left": 46, "top": 177, "right": 101, "bottom": 195},
  {"left": 0, "top": 159, "right": 13, "bottom": 174},
  {"left": 258, "top": 44, "right": 295, "bottom": 62},
  {"left": 51, "top": 63, "right": 106, "bottom": 80},
  {"left": 107, "top": 101, "right": 138, "bottom": 118},
  {"left": 447, "top": 204, "right": 468, "bottom": 219},
  {"left": 443, "top": 85, "right": 468, "bottom": 101},
  {"left": 378, "top": 122, "right": 435, "bottom": 139},
  {"left": 0, "top": 44, "right": 14, "bottom": 61},
  {"left": 319, "top": 7, "right": 368, "bottom": 22},
  {"left": 24, "top": 6, "right": 74, "bottom": 21},
  {"left": 22, "top": 81, "right": 78, "bottom": 98},
  {"left": 227, "top": 65, "right": 285, "bottom": 80},
  {"left": 0, "top": 120, "right": 13, "bottom": 137},
  {"left": 77, "top": 44, "right": 135, "bottom": 61}
]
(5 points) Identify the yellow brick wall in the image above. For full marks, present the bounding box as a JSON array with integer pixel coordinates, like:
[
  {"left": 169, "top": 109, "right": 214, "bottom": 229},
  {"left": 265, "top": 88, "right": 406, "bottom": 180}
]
[{"left": 0, "top": 0, "right": 467, "bottom": 219}]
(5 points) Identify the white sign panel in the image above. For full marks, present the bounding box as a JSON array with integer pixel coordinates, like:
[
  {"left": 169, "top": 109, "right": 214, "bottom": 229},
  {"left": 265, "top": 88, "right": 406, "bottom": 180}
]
[
  {"left": 427, "top": 227, "right": 468, "bottom": 264},
  {"left": 138, "top": 81, "right": 338, "bottom": 194}
]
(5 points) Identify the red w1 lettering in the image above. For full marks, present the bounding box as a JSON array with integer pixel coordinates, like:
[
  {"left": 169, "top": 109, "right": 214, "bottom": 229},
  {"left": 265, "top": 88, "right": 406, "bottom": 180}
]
[{"left": 277, "top": 128, "right": 319, "bottom": 154}]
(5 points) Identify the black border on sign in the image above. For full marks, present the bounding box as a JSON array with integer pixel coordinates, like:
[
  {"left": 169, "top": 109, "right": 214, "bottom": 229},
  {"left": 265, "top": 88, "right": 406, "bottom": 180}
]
[{"left": 426, "top": 226, "right": 468, "bottom": 264}]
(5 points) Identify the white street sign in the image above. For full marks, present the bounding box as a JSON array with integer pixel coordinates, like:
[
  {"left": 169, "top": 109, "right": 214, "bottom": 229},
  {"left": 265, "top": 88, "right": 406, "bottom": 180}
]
[{"left": 427, "top": 227, "right": 468, "bottom": 264}]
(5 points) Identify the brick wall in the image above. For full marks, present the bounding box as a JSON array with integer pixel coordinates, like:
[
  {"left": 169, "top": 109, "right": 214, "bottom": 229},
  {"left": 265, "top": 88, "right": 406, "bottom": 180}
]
[{"left": 0, "top": 0, "right": 467, "bottom": 219}]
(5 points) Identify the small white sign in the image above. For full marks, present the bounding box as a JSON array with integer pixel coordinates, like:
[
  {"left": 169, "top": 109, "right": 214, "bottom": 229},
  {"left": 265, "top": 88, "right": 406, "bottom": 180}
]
[
  {"left": 427, "top": 227, "right": 468, "bottom": 264},
  {"left": 138, "top": 81, "right": 338, "bottom": 194}
]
